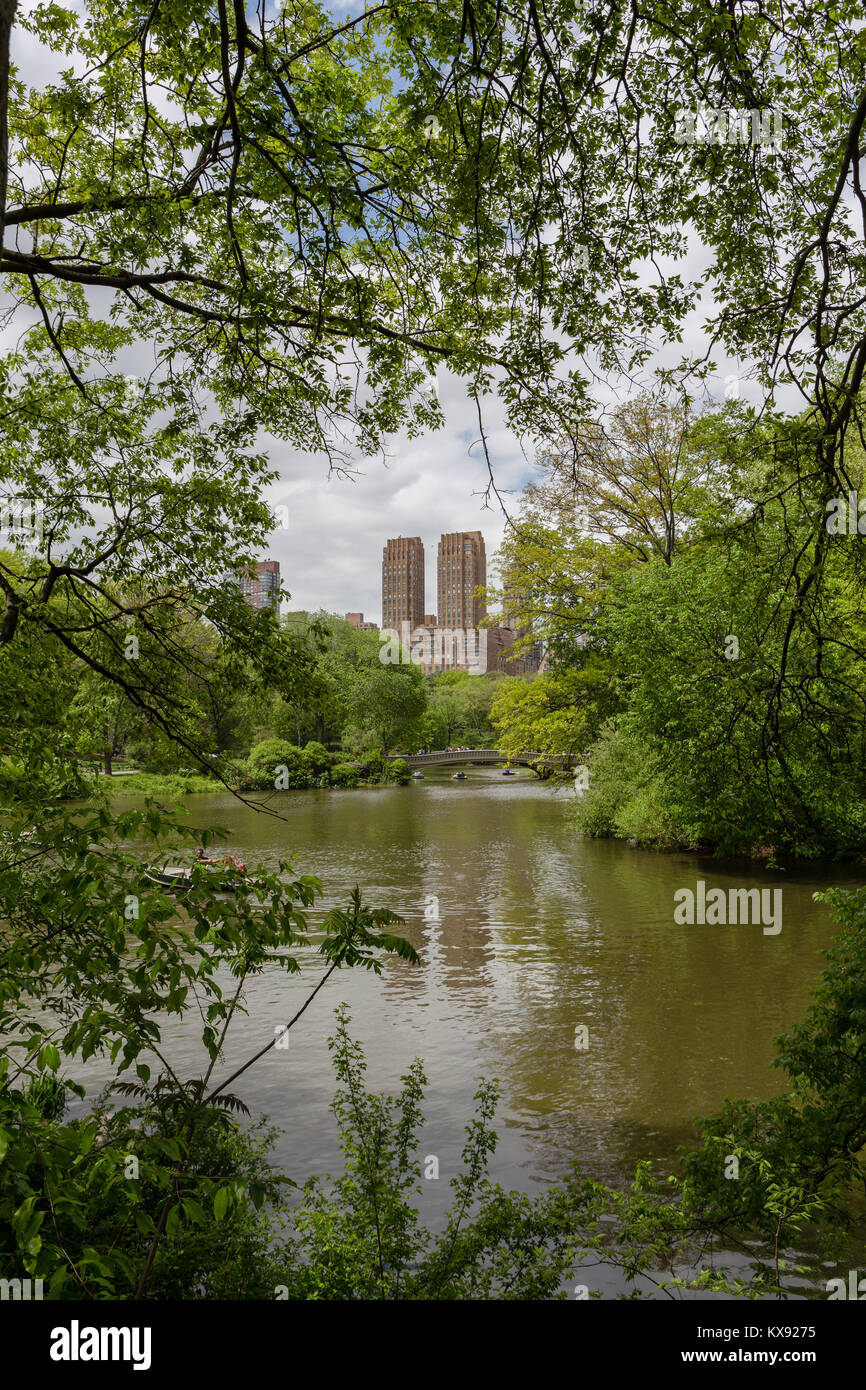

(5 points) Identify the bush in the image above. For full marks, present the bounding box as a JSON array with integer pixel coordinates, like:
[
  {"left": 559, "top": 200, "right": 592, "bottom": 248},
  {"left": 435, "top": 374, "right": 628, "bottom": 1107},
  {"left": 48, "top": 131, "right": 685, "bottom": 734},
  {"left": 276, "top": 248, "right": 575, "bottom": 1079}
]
[
  {"left": 677, "top": 885, "right": 866, "bottom": 1281},
  {"left": 273, "top": 1006, "right": 602, "bottom": 1299},
  {"left": 572, "top": 721, "right": 704, "bottom": 850},
  {"left": 124, "top": 735, "right": 193, "bottom": 774},
  {"left": 247, "top": 739, "right": 312, "bottom": 789},
  {"left": 330, "top": 763, "right": 360, "bottom": 788},
  {"left": 248, "top": 738, "right": 301, "bottom": 770},
  {"left": 302, "top": 741, "right": 334, "bottom": 776},
  {"left": 132, "top": 1110, "right": 287, "bottom": 1300},
  {"left": 0, "top": 1016, "right": 633, "bottom": 1300},
  {"left": 0, "top": 755, "right": 86, "bottom": 802},
  {"left": 227, "top": 758, "right": 260, "bottom": 791},
  {"left": 109, "top": 772, "right": 217, "bottom": 797},
  {"left": 0, "top": 1083, "right": 286, "bottom": 1300},
  {"left": 24, "top": 1075, "right": 67, "bottom": 1122},
  {"left": 356, "top": 749, "right": 384, "bottom": 778},
  {"left": 382, "top": 757, "right": 410, "bottom": 784}
]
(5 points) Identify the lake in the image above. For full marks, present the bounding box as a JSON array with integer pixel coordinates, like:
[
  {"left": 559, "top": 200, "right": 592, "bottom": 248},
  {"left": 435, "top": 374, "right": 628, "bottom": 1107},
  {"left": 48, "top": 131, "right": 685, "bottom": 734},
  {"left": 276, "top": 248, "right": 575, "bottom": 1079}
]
[{"left": 76, "top": 767, "right": 864, "bottom": 1294}]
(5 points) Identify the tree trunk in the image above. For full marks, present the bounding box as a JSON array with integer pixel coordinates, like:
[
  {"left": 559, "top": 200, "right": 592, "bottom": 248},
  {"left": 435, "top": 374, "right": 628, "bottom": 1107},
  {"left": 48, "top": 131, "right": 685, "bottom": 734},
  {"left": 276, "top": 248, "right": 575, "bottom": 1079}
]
[
  {"left": 0, "top": 0, "right": 18, "bottom": 239},
  {"left": 104, "top": 748, "right": 113, "bottom": 777},
  {"left": 0, "top": 585, "right": 19, "bottom": 644}
]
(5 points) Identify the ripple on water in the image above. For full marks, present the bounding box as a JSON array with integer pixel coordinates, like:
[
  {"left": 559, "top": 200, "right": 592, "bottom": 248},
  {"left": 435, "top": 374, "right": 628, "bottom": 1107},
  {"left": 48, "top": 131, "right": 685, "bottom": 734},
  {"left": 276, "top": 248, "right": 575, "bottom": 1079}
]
[{"left": 81, "top": 779, "right": 854, "bottom": 1289}]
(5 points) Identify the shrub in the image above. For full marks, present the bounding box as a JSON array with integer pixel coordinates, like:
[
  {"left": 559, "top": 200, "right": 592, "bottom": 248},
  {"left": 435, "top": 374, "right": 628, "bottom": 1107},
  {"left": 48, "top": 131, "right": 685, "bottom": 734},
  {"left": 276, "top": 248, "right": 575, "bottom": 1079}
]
[
  {"left": 273, "top": 1006, "right": 602, "bottom": 1300},
  {"left": 677, "top": 885, "right": 866, "bottom": 1283},
  {"left": 302, "top": 741, "right": 334, "bottom": 776},
  {"left": 0, "top": 755, "right": 86, "bottom": 802},
  {"left": 572, "top": 721, "right": 704, "bottom": 850},
  {"left": 356, "top": 749, "right": 384, "bottom": 778},
  {"left": 130, "top": 1110, "right": 287, "bottom": 1300},
  {"left": 0, "top": 1084, "right": 286, "bottom": 1300},
  {"left": 124, "top": 735, "right": 193, "bottom": 774},
  {"left": 330, "top": 764, "right": 360, "bottom": 788},
  {"left": 109, "top": 773, "right": 217, "bottom": 797},
  {"left": 228, "top": 758, "right": 260, "bottom": 791},
  {"left": 247, "top": 739, "right": 312, "bottom": 789},
  {"left": 248, "top": 738, "right": 302, "bottom": 770},
  {"left": 24, "top": 1075, "right": 67, "bottom": 1122}
]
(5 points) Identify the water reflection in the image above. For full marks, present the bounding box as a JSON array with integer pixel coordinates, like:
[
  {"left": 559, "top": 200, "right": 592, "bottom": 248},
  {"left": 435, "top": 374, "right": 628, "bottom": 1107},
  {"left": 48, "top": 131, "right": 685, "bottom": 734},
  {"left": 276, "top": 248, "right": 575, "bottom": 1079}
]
[{"left": 68, "top": 771, "right": 861, "bottom": 1288}]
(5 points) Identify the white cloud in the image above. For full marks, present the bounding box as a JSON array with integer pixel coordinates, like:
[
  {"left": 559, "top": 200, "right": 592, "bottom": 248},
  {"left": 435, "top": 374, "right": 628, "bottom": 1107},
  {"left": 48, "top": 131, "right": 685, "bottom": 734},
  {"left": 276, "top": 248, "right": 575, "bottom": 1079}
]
[
  {"left": 6, "top": 11, "right": 808, "bottom": 625},
  {"left": 263, "top": 369, "right": 528, "bottom": 621}
]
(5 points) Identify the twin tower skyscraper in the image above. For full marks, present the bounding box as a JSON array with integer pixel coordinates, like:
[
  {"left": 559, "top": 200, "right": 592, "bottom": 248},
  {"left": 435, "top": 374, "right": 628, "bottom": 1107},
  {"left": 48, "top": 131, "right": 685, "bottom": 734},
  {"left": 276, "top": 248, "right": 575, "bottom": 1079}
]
[{"left": 381, "top": 531, "right": 487, "bottom": 634}]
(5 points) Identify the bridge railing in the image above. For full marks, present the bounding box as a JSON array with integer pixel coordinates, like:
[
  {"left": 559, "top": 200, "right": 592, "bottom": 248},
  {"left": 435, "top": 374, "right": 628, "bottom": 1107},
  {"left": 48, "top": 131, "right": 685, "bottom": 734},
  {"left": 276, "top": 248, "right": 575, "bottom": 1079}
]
[{"left": 384, "top": 749, "right": 571, "bottom": 766}]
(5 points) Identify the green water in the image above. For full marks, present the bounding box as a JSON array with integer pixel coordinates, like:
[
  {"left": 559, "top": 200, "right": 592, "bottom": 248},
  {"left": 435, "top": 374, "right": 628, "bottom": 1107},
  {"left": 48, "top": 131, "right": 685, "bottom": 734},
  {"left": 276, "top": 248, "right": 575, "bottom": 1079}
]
[{"left": 90, "top": 767, "right": 863, "bottom": 1293}]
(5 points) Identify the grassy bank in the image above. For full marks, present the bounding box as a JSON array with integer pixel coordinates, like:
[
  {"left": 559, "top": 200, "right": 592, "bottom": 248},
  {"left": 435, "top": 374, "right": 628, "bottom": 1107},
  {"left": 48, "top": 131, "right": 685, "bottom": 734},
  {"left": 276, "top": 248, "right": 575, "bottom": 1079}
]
[{"left": 107, "top": 772, "right": 220, "bottom": 796}]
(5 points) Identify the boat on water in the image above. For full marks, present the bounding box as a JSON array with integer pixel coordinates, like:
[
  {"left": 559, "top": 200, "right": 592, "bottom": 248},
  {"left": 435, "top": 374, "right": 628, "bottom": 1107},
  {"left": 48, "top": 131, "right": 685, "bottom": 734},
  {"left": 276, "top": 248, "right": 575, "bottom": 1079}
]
[
  {"left": 502, "top": 768, "right": 515, "bottom": 776},
  {"left": 412, "top": 771, "right": 424, "bottom": 780},
  {"left": 143, "top": 866, "right": 196, "bottom": 891},
  {"left": 143, "top": 853, "right": 246, "bottom": 893},
  {"left": 451, "top": 771, "right": 466, "bottom": 780}
]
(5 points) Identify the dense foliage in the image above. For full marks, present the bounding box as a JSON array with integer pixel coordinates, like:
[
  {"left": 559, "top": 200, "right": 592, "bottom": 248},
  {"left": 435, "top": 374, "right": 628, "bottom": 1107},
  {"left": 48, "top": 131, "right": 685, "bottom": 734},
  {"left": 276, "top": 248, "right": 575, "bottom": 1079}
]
[
  {"left": 493, "top": 398, "right": 866, "bottom": 857},
  {"left": 6, "top": 885, "right": 866, "bottom": 1303},
  {"left": 3, "top": 0, "right": 866, "bottom": 1306}
]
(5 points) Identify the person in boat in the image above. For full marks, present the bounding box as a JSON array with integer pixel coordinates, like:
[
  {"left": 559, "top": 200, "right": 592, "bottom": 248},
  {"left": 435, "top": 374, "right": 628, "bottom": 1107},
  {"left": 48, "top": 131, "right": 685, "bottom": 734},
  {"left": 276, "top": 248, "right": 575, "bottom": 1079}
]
[{"left": 195, "top": 848, "right": 247, "bottom": 874}]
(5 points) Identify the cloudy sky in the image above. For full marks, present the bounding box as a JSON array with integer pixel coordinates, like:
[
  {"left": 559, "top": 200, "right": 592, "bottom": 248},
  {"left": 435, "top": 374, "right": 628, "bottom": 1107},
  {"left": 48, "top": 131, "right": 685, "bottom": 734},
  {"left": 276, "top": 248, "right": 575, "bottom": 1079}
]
[
  {"left": 261, "top": 323, "right": 755, "bottom": 626},
  {"left": 260, "top": 375, "right": 535, "bottom": 623},
  {"left": 9, "top": 3, "right": 784, "bottom": 628}
]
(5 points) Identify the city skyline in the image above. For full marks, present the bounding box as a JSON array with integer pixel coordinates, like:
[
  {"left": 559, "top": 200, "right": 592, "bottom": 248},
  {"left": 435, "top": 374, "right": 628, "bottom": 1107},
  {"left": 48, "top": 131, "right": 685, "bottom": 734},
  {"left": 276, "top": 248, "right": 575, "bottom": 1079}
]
[
  {"left": 381, "top": 529, "right": 489, "bottom": 633},
  {"left": 376, "top": 528, "right": 541, "bottom": 676},
  {"left": 253, "top": 361, "right": 524, "bottom": 621},
  {"left": 250, "top": 527, "right": 541, "bottom": 677},
  {"left": 255, "top": 524, "right": 520, "bottom": 635}
]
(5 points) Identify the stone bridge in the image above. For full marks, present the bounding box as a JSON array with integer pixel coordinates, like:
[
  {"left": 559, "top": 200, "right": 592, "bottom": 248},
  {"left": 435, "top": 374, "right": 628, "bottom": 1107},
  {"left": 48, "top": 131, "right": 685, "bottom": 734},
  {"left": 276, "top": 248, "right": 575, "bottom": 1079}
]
[{"left": 386, "top": 748, "right": 573, "bottom": 770}]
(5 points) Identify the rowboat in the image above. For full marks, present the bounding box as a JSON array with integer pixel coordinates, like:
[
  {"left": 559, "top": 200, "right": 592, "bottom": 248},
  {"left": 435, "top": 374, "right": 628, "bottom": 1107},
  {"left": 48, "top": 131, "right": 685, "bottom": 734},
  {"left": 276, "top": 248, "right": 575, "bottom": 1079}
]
[
  {"left": 143, "top": 866, "right": 194, "bottom": 891},
  {"left": 143, "top": 854, "right": 246, "bottom": 892}
]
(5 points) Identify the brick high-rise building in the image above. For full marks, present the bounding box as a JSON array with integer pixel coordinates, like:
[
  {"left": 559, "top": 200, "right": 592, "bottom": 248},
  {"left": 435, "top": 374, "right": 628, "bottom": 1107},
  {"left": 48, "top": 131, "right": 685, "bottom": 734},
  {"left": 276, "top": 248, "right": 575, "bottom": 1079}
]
[
  {"left": 345, "top": 612, "right": 378, "bottom": 631},
  {"left": 237, "top": 559, "right": 280, "bottom": 612},
  {"left": 437, "top": 531, "right": 487, "bottom": 630},
  {"left": 382, "top": 537, "right": 425, "bottom": 632}
]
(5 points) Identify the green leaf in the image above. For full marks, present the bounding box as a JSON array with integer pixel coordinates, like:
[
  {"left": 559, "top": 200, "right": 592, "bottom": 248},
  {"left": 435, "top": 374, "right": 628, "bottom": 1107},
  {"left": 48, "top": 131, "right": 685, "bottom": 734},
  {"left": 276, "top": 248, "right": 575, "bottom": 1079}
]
[
  {"left": 213, "top": 1186, "right": 231, "bottom": 1221},
  {"left": 181, "top": 1198, "right": 207, "bottom": 1224}
]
